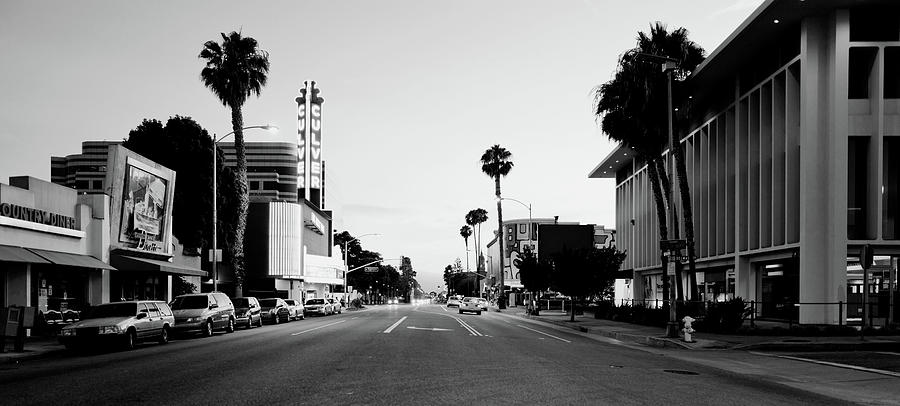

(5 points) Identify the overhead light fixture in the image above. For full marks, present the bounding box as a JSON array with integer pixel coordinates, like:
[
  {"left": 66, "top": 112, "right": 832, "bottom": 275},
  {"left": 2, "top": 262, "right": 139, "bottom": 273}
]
[{"left": 773, "top": 19, "right": 780, "bottom": 24}]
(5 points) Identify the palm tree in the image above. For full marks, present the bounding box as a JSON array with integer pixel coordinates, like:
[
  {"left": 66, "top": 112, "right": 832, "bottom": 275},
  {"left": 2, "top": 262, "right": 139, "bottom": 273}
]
[
  {"left": 460, "top": 225, "right": 472, "bottom": 271},
  {"left": 594, "top": 22, "right": 704, "bottom": 301},
  {"left": 465, "top": 208, "right": 489, "bottom": 270},
  {"left": 481, "top": 145, "right": 513, "bottom": 309},
  {"left": 199, "top": 31, "right": 270, "bottom": 296}
]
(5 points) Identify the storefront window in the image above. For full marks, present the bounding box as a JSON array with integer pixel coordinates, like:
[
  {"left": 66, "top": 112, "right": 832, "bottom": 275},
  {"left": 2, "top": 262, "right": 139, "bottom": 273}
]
[
  {"left": 31, "top": 264, "right": 89, "bottom": 322},
  {"left": 758, "top": 261, "right": 799, "bottom": 320},
  {"left": 111, "top": 272, "right": 166, "bottom": 302},
  {"left": 698, "top": 269, "right": 736, "bottom": 302},
  {"left": 846, "top": 256, "right": 897, "bottom": 325}
]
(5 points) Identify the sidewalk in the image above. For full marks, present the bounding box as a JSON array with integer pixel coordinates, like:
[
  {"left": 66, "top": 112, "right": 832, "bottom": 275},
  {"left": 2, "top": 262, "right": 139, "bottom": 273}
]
[
  {"left": 0, "top": 336, "right": 65, "bottom": 364},
  {"left": 492, "top": 306, "right": 900, "bottom": 352}
]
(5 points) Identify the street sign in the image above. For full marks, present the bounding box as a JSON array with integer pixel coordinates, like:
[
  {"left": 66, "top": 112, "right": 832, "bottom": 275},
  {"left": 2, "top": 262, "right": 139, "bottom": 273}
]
[
  {"left": 364, "top": 266, "right": 379, "bottom": 273},
  {"left": 660, "top": 239, "right": 686, "bottom": 252}
]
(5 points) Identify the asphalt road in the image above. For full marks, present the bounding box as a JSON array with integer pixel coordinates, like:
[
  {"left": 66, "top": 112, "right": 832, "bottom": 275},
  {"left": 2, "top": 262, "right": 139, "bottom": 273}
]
[{"left": 0, "top": 304, "right": 855, "bottom": 405}]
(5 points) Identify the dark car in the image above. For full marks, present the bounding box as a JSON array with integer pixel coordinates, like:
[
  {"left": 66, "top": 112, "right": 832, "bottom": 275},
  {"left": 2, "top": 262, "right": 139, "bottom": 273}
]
[
  {"left": 58, "top": 301, "right": 174, "bottom": 350},
  {"left": 170, "top": 292, "right": 236, "bottom": 336},
  {"left": 259, "top": 298, "right": 291, "bottom": 324},
  {"left": 233, "top": 297, "right": 263, "bottom": 329}
]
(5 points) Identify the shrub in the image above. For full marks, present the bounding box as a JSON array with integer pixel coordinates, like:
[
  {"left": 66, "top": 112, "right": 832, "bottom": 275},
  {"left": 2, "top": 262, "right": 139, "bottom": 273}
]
[{"left": 697, "top": 298, "right": 750, "bottom": 333}]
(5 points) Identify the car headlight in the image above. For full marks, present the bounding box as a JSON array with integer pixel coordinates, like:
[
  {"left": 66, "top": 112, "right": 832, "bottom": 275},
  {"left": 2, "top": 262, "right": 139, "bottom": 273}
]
[
  {"left": 244, "top": 311, "right": 252, "bottom": 318},
  {"left": 99, "top": 326, "right": 120, "bottom": 334},
  {"left": 60, "top": 328, "right": 75, "bottom": 336},
  {"left": 186, "top": 317, "right": 200, "bottom": 323}
]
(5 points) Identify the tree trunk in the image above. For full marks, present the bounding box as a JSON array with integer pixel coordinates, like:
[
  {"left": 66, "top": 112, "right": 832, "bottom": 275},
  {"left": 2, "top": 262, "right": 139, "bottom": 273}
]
[
  {"left": 496, "top": 176, "right": 506, "bottom": 309},
  {"left": 674, "top": 142, "right": 699, "bottom": 301},
  {"left": 230, "top": 105, "right": 248, "bottom": 295},
  {"left": 645, "top": 157, "right": 669, "bottom": 308},
  {"left": 655, "top": 159, "right": 683, "bottom": 302}
]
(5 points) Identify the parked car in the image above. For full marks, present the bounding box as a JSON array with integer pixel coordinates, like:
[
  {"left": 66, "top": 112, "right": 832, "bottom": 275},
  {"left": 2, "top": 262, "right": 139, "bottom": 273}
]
[
  {"left": 328, "top": 298, "right": 343, "bottom": 314},
  {"left": 284, "top": 299, "right": 305, "bottom": 320},
  {"left": 170, "top": 292, "right": 236, "bottom": 337},
  {"left": 58, "top": 300, "right": 174, "bottom": 350},
  {"left": 232, "top": 297, "right": 263, "bottom": 329},
  {"left": 446, "top": 297, "right": 461, "bottom": 308},
  {"left": 458, "top": 297, "right": 483, "bottom": 315},
  {"left": 303, "top": 298, "right": 333, "bottom": 316},
  {"left": 259, "top": 298, "right": 291, "bottom": 324}
]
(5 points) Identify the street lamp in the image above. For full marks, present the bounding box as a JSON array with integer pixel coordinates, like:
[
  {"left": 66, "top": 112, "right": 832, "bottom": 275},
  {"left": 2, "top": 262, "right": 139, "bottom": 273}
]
[
  {"left": 343, "top": 233, "right": 381, "bottom": 303},
  {"left": 635, "top": 51, "right": 682, "bottom": 338},
  {"left": 211, "top": 125, "right": 278, "bottom": 292}
]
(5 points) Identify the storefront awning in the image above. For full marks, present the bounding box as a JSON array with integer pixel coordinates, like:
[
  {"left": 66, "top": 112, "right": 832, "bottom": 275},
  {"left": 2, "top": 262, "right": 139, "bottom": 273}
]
[
  {"left": 27, "top": 248, "right": 115, "bottom": 270},
  {"left": 0, "top": 245, "right": 51, "bottom": 264},
  {"left": 111, "top": 255, "right": 207, "bottom": 277}
]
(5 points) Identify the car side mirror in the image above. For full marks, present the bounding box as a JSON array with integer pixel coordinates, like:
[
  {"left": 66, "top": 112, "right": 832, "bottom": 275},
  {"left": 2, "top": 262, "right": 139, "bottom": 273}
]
[
  {"left": 209, "top": 303, "right": 218, "bottom": 309},
  {"left": 136, "top": 313, "right": 147, "bottom": 319}
]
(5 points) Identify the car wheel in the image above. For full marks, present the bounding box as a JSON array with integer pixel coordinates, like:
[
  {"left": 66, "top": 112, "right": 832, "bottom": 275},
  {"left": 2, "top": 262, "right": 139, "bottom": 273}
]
[
  {"left": 226, "top": 318, "right": 235, "bottom": 333},
  {"left": 273, "top": 314, "right": 280, "bottom": 324},
  {"left": 158, "top": 326, "right": 169, "bottom": 344},
  {"left": 202, "top": 320, "right": 213, "bottom": 337},
  {"left": 257, "top": 316, "right": 263, "bottom": 328},
  {"left": 247, "top": 317, "right": 253, "bottom": 329},
  {"left": 123, "top": 329, "right": 136, "bottom": 350},
  {"left": 458, "top": 309, "right": 463, "bottom": 314},
  {"left": 477, "top": 311, "right": 482, "bottom": 315}
]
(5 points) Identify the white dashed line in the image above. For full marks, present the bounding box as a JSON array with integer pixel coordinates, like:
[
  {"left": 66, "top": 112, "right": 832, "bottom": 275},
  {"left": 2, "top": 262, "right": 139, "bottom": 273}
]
[
  {"left": 383, "top": 316, "right": 408, "bottom": 333},
  {"left": 517, "top": 324, "right": 571, "bottom": 343},
  {"left": 290, "top": 320, "right": 347, "bottom": 336}
]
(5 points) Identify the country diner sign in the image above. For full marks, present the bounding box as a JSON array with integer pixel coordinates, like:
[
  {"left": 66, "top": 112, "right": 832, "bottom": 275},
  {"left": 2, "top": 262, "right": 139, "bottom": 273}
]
[{"left": 0, "top": 202, "right": 78, "bottom": 230}]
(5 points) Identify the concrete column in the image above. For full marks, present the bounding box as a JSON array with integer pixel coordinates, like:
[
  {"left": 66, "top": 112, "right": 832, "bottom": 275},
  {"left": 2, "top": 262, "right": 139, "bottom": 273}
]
[
  {"left": 799, "top": 12, "right": 848, "bottom": 324},
  {"left": 6, "top": 263, "right": 30, "bottom": 307}
]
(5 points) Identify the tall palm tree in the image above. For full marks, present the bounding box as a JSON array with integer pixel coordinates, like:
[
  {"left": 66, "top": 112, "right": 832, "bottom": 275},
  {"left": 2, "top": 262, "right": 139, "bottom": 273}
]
[
  {"left": 460, "top": 225, "right": 472, "bottom": 271},
  {"left": 481, "top": 145, "right": 513, "bottom": 309},
  {"left": 465, "top": 208, "right": 489, "bottom": 270},
  {"left": 594, "top": 22, "right": 704, "bottom": 301},
  {"left": 199, "top": 31, "right": 270, "bottom": 296}
]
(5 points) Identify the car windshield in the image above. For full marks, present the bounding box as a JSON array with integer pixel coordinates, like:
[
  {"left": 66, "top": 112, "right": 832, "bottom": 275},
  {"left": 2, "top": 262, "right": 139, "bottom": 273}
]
[
  {"left": 83, "top": 303, "right": 137, "bottom": 319},
  {"left": 463, "top": 297, "right": 478, "bottom": 302},
  {"left": 259, "top": 299, "right": 278, "bottom": 307},
  {"left": 306, "top": 299, "right": 325, "bottom": 305},
  {"left": 170, "top": 296, "right": 209, "bottom": 310},
  {"left": 284, "top": 300, "right": 295, "bottom": 305},
  {"left": 232, "top": 298, "right": 249, "bottom": 307}
]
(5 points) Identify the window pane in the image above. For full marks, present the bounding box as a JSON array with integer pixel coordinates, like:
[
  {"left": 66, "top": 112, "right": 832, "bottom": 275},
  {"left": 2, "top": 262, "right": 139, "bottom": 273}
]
[{"left": 884, "top": 138, "right": 900, "bottom": 239}]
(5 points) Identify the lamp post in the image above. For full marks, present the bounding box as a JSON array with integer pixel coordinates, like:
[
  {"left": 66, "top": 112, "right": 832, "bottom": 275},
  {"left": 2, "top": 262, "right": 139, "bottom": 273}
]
[
  {"left": 211, "top": 125, "right": 278, "bottom": 292},
  {"left": 635, "top": 52, "right": 682, "bottom": 338},
  {"left": 343, "top": 233, "right": 381, "bottom": 303}
]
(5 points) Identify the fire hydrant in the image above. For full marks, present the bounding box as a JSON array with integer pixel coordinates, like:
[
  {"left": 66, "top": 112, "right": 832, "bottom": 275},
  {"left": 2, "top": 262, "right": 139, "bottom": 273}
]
[{"left": 682, "top": 316, "right": 696, "bottom": 343}]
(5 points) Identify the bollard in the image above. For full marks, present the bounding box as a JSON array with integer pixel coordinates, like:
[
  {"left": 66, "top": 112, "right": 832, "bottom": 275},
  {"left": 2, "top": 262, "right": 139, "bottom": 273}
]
[{"left": 682, "top": 315, "right": 696, "bottom": 343}]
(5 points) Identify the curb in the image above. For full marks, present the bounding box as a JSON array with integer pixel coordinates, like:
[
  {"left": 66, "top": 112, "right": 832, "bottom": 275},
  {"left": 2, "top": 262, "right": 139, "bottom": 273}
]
[
  {"left": 527, "top": 316, "right": 694, "bottom": 350},
  {"left": 734, "top": 340, "right": 900, "bottom": 352}
]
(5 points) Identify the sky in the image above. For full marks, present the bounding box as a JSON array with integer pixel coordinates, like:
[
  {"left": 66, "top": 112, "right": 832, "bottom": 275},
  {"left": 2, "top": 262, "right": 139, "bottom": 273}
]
[{"left": 0, "top": 0, "right": 763, "bottom": 293}]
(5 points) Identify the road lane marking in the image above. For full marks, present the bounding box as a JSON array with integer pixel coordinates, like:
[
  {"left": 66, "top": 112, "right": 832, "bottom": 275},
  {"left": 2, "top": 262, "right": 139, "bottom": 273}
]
[
  {"left": 456, "top": 317, "right": 483, "bottom": 336},
  {"left": 291, "top": 320, "right": 347, "bottom": 336},
  {"left": 407, "top": 326, "right": 452, "bottom": 331},
  {"left": 516, "top": 324, "right": 571, "bottom": 343},
  {"left": 441, "top": 306, "right": 448, "bottom": 312},
  {"left": 383, "top": 316, "right": 408, "bottom": 333}
]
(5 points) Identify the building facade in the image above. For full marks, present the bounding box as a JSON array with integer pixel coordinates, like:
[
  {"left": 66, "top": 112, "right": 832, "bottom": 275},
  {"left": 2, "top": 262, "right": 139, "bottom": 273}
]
[{"left": 590, "top": 0, "right": 900, "bottom": 324}]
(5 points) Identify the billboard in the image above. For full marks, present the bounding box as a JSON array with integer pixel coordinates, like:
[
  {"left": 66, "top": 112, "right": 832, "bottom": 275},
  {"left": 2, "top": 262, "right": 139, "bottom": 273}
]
[{"left": 105, "top": 145, "right": 176, "bottom": 256}]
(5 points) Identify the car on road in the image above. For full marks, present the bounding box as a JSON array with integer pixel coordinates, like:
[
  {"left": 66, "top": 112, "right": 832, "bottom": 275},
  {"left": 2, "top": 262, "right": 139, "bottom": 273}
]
[
  {"left": 284, "top": 299, "right": 305, "bottom": 320},
  {"left": 233, "top": 297, "right": 263, "bottom": 329},
  {"left": 446, "top": 296, "right": 461, "bottom": 308},
  {"left": 476, "top": 298, "right": 488, "bottom": 311},
  {"left": 328, "top": 298, "right": 343, "bottom": 314},
  {"left": 170, "top": 292, "right": 236, "bottom": 337},
  {"left": 259, "top": 298, "right": 291, "bottom": 324},
  {"left": 304, "top": 298, "right": 333, "bottom": 316},
  {"left": 58, "top": 300, "right": 174, "bottom": 350},
  {"left": 458, "top": 297, "right": 483, "bottom": 315}
]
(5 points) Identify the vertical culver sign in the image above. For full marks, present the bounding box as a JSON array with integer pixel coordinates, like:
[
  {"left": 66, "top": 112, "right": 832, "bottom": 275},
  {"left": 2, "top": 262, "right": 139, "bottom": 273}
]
[
  {"left": 296, "top": 81, "right": 325, "bottom": 207},
  {"left": 296, "top": 85, "right": 307, "bottom": 197}
]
